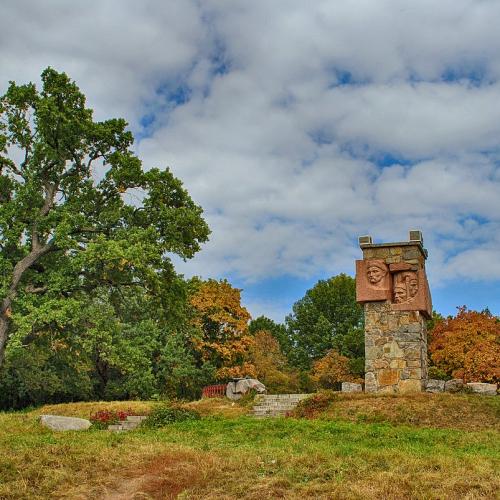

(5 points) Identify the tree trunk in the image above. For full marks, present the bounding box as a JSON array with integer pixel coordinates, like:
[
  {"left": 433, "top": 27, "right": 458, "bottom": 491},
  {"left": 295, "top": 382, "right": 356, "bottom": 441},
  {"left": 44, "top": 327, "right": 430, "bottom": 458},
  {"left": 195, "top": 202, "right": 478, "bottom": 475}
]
[
  {"left": 95, "top": 356, "right": 109, "bottom": 399},
  {"left": 0, "top": 242, "right": 55, "bottom": 369},
  {"left": 0, "top": 312, "right": 10, "bottom": 369}
]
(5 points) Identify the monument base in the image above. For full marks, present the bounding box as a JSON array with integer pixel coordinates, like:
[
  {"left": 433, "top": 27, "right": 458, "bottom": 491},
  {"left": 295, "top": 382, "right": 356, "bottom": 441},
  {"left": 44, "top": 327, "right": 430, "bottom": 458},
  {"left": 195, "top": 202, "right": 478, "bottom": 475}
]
[{"left": 364, "top": 302, "right": 427, "bottom": 393}]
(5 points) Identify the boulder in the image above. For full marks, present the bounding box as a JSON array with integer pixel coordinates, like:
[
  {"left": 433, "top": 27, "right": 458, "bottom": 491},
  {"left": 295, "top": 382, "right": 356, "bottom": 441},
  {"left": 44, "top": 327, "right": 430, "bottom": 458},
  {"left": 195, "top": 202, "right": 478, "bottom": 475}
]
[
  {"left": 425, "top": 379, "right": 445, "bottom": 393},
  {"left": 226, "top": 378, "right": 266, "bottom": 400},
  {"left": 444, "top": 379, "right": 464, "bottom": 393},
  {"left": 341, "top": 382, "right": 362, "bottom": 393},
  {"left": 40, "top": 415, "right": 91, "bottom": 431},
  {"left": 466, "top": 383, "right": 497, "bottom": 396}
]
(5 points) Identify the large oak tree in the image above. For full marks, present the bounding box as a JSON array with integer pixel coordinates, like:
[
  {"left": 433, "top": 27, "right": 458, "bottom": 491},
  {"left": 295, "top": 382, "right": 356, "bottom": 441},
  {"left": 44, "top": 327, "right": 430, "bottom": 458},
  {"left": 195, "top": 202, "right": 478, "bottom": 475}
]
[{"left": 0, "top": 68, "right": 210, "bottom": 368}]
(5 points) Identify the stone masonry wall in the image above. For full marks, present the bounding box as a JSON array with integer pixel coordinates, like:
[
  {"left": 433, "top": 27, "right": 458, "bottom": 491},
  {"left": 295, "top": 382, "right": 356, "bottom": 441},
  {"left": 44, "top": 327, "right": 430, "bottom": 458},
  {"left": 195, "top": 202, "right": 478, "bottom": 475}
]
[{"left": 364, "top": 302, "right": 427, "bottom": 393}]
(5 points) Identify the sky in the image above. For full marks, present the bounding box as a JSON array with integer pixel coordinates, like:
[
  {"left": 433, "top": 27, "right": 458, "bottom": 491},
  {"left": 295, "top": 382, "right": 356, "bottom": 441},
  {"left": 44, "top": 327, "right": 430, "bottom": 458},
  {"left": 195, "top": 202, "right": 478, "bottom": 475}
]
[{"left": 1, "top": 0, "right": 499, "bottom": 322}]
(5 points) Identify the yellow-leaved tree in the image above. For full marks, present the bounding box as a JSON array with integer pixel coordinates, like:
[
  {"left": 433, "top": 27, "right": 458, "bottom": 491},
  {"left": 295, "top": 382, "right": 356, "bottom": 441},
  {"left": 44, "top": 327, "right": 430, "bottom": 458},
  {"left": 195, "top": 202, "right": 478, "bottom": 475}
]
[{"left": 189, "top": 279, "right": 255, "bottom": 380}]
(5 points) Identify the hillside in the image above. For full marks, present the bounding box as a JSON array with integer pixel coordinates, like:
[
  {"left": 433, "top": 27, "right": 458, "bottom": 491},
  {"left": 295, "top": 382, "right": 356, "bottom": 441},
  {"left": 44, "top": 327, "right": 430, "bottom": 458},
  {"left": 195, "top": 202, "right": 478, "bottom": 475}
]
[{"left": 0, "top": 393, "right": 498, "bottom": 499}]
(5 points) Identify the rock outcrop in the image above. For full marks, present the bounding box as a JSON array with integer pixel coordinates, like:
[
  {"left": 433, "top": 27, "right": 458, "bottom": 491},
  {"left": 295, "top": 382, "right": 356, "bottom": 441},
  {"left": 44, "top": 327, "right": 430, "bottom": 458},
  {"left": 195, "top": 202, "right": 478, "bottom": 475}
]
[{"left": 40, "top": 415, "right": 91, "bottom": 431}]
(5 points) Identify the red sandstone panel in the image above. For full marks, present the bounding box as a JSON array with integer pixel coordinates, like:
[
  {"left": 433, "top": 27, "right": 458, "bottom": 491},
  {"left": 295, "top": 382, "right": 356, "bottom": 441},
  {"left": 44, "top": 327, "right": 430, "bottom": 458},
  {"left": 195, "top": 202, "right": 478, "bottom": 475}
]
[
  {"left": 391, "top": 269, "right": 432, "bottom": 318},
  {"left": 389, "top": 262, "right": 416, "bottom": 272},
  {"left": 424, "top": 277, "right": 432, "bottom": 318},
  {"left": 356, "top": 259, "right": 392, "bottom": 303}
]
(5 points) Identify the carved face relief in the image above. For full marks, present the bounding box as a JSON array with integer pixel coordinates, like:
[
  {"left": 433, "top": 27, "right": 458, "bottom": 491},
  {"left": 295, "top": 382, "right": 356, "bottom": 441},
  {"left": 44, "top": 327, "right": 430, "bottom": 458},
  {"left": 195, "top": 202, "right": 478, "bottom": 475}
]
[
  {"left": 356, "top": 260, "right": 392, "bottom": 303},
  {"left": 366, "top": 263, "right": 388, "bottom": 285},
  {"left": 393, "top": 285, "right": 407, "bottom": 303},
  {"left": 408, "top": 278, "right": 418, "bottom": 297}
]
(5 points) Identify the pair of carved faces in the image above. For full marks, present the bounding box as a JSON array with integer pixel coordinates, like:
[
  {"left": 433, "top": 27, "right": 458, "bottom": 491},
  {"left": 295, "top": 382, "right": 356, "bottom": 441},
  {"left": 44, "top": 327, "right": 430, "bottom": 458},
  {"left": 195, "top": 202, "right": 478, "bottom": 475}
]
[
  {"left": 356, "top": 254, "right": 432, "bottom": 318},
  {"left": 393, "top": 271, "right": 419, "bottom": 304},
  {"left": 365, "top": 264, "right": 418, "bottom": 304}
]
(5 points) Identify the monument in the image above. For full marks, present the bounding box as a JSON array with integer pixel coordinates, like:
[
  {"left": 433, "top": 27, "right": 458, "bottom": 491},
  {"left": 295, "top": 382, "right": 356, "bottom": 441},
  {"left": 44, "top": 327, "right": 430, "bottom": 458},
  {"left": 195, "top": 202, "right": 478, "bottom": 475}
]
[{"left": 356, "top": 230, "right": 432, "bottom": 393}]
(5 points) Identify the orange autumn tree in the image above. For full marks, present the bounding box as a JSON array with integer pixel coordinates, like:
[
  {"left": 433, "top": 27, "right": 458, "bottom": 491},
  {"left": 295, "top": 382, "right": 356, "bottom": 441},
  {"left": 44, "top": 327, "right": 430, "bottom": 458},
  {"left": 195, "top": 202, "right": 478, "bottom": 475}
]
[
  {"left": 310, "top": 349, "right": 359, "bottom": 389},
  {"left": 189, "top": 279, "right": 256, "bottom": 380},
  {"left": 428, "top": 307, "right": 500, "bottom": 383}
]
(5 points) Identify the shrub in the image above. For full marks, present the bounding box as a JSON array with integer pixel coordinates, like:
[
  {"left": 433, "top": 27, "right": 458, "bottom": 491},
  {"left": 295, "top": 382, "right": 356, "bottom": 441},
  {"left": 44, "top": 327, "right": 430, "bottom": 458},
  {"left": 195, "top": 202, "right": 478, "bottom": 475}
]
[
  {"left": 142, "top": 404, "right": 200, "bottom": 428},
  {"left": 427, "top": 366, "right": 451, "bottom": 381},
  {"left": 289, "top": 390, "right": 338, "bottom": 419},
  {"left": 311, "top": 350, "right": 357, "bottom": 390}
]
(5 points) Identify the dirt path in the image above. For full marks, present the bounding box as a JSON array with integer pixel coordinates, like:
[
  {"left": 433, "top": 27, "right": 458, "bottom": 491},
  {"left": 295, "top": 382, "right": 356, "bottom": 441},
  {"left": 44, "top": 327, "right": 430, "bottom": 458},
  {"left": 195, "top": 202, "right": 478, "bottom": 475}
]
[{"left": 98, "top": 451, "right": 216, "bottom": 500}]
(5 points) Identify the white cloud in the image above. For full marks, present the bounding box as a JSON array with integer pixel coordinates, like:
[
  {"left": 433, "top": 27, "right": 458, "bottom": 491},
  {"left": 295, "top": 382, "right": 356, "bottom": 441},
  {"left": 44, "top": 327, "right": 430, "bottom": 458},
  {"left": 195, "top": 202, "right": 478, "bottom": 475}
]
[{"left": 2, "top": 0, "right": 500, "bottom": 297}]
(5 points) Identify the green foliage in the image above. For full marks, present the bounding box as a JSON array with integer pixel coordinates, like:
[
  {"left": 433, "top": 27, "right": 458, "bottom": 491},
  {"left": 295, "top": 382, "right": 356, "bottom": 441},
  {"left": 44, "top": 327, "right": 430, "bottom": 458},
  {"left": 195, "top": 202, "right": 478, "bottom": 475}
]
[
  {"left": 286, "top": 274, "right": 364, "bottom": 369},
  {"left": 157, "top": 331, "right": 216, "bottom": 400},
  {"left": 0, "top": 67, "right": 215, "bottom": 408},
  {"left": 427, "top": 366, "right": 451, "bottom": 381},
  {"left": 0, "top": 340, "right": 93, "bottom": 409},
  {"left": 332, "top": 326, "right": 365, "bottom": 377},
  {"left": 142, "top": 403, "right": 201, "bottom": 428}
]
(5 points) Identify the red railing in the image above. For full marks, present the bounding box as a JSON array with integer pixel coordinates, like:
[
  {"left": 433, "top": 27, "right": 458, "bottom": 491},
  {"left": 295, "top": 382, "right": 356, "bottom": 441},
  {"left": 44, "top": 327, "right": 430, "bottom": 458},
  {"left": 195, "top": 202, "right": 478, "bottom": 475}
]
[{"left": 202, "top": 384, "right": 227, "bottom": 398}]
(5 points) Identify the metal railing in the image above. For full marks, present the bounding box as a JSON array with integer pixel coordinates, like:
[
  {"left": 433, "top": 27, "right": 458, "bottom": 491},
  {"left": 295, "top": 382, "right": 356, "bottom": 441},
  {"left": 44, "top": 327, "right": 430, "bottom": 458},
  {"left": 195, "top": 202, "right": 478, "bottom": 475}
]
[{"left": 201, "top": 384, "right": 227, "bottom": 398}]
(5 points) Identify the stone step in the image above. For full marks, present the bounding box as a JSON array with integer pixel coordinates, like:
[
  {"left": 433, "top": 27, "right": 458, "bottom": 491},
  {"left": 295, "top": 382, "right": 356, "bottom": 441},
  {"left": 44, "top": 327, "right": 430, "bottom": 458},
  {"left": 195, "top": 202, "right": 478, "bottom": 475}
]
[
  {"left": 108, "top": 415, "right": 147, "bottom": 432},
  {"left": 251, "top": 394, "right": 310, "bottom": 418},
  {"left": 252, "top": 412, "right": 290, "bottom": 417},
  {"left": 255, "top": 394, "right": 309, "bottom": 400},
  {"left": 126, "top": 415, "right": 148, "bottom": 423},
  {"left": 255, "top": 400, "right": 305, "bottom": 404},
  {"left": 255, "top": 405, "right": 299, "bottom": 408},
  {"left": 254, "top": 398, "right": 305, "bottom": 402},
  {"left": 108, "top": 423, "right": 137, "bottom": 432},
  {"left": 254, "top": 398, "right": 306, "bottom": 402},
  {"left": 253, "top": 409, "right": 296, "bottom": 412},
  {"left": 252, "top": 408, "right": 292, "bottom": 414},
  {"left": 108, "top": 424, "right": 126, "bottom": 432}
]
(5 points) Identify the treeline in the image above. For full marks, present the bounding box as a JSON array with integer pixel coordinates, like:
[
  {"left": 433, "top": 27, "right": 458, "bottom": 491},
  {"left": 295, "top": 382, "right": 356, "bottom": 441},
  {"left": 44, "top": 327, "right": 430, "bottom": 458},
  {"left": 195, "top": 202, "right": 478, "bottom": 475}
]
[
  {"left": 2, "top": 268, "right": 496, "bottom": 410},
  {"left": 0, "top": 274, "right": 365, "bottom": 409}
]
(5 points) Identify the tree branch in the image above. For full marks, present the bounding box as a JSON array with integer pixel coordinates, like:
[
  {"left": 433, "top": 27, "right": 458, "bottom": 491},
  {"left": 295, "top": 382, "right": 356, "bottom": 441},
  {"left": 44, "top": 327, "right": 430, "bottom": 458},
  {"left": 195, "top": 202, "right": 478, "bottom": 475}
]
[
  {"left": 1, "top": 239, "right": 57, "bottom": 313},
  {"left": 32, "top": 182, "right": 57, "bottom": 249},
  {"left": 25, "top": 284, "right": 48, "bottom": 294}
]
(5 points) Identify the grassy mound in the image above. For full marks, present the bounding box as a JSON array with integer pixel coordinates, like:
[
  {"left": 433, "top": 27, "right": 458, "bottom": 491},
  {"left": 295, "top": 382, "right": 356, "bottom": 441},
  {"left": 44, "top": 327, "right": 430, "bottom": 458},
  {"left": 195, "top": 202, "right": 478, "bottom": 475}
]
[
  {"left": 292, "top": 391, "right": 500, "bottom": 430},
  {"left": 0, "top": 393, "right": 498, "bottom": 499}
]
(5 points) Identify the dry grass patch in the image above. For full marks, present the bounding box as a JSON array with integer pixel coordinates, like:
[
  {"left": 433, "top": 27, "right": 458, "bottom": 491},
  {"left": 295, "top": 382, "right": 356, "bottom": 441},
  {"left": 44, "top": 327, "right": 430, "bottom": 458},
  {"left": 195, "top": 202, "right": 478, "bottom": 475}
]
[
  {"left": 34, "top": 400, "right": 159, "bottom": 419},
  {"left": 67, "top": 448, "right": 225, "bottom": 499},
  {"left": 184, "top": 397, "right": 248, "bottom": 418},
  {"left": 35, "top": 397, "right": 247, "bottom": 420}
]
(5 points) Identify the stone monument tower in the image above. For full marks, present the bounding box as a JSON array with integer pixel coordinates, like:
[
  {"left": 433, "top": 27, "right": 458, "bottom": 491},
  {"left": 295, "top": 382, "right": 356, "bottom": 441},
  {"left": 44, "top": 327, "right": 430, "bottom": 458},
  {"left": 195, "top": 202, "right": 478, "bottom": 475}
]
[{"left": 356, "top": 231, "right": 432, "bottom": 393}]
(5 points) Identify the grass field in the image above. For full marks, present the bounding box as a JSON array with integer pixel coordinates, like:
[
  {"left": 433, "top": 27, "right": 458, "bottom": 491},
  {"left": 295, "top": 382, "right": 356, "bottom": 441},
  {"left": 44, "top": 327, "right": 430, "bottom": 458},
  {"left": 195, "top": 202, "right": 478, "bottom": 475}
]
[{"left": 0, "top": 393, "right": 499, "bottom": 499}]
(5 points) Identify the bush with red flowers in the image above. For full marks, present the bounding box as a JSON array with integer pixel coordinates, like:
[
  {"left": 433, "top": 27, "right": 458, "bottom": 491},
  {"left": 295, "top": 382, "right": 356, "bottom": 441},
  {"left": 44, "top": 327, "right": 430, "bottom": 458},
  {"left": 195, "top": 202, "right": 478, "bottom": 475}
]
[{"left": 90, "top": 408, "right": 136, "bottom": 429}]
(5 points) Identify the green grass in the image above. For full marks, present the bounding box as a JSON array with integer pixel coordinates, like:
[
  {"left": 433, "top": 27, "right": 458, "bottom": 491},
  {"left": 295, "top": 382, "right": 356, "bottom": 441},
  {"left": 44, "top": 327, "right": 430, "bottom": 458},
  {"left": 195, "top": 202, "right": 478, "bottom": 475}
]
[{"left": 0, "top": 395, "right": 499, "bottom": 499}]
